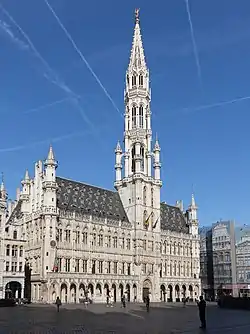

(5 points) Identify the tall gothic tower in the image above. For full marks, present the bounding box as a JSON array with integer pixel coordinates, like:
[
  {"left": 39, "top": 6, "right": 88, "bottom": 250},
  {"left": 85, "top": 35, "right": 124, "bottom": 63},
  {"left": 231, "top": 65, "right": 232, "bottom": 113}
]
[{"left": 115, "top": 9, "right": 162, "bottom": 233}]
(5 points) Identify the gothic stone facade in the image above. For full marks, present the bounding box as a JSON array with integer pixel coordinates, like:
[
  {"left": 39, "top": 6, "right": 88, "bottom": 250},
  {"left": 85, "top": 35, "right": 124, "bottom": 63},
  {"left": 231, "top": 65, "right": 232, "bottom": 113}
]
[{"left": 0, "top": 12, "right": 200, "bottom": 303}]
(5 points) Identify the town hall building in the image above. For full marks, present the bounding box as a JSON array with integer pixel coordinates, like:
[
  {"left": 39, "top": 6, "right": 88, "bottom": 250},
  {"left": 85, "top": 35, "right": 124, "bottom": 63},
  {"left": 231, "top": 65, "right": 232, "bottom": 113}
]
[{"left": 0, "top": 10, "right": 201, "bottom": 303}]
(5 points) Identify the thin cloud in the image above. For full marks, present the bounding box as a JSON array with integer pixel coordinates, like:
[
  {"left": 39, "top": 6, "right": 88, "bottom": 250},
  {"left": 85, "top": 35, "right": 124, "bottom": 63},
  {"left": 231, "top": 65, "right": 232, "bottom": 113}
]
[
  {"left": 0, "top": 19, "right": 28, "bottom": 50},
  {"left": 0, "top": 131, "right": 90, "bottom": 153},
  {"left": 44, "top": 0, "right": 122, "bottom": 118},
  {"left": 184, "top": 0, "right": 202, "bottom": 88},
  {"left": 0, "top": 3, "right": 97, "bottom": 135},
  {"left": 180, "top": 95, "right": 250, "bottom": 114}
]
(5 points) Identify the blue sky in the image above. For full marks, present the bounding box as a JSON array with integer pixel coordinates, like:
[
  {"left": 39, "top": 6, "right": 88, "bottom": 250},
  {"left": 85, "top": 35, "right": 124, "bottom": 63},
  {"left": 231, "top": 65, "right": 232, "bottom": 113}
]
[{"left": 1, "top": 0, "right": 250, "bottom": 227}]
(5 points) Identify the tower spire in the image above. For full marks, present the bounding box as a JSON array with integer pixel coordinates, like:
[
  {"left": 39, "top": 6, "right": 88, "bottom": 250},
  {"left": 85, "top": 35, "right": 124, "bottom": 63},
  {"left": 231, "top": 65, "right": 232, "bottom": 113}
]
[{"left": 128, "top": 8, "right": 147, "bottom": 71}]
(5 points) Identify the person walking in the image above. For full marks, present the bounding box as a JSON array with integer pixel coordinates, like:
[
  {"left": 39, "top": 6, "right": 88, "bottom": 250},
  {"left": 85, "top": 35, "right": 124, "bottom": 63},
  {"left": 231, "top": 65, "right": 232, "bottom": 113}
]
[
  {"left": 55, "top": 296, "right": 61, "bottom": 312},
  {"left": 197, "top": 296, "right": 206, "bottom": 329},
  {"left": 145, "top": 295, "right": 150, "bottom": 312}
]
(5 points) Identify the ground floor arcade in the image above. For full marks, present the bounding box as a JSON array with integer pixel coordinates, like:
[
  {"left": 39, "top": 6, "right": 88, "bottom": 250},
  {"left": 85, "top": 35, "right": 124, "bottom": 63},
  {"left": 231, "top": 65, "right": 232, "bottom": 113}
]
[{"left": 30, "top": 277, "right": 200, "bottom": 304}]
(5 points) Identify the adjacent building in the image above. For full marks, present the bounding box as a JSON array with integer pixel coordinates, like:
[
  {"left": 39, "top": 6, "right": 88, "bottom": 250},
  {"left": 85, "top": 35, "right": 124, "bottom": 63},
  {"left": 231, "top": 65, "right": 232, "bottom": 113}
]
[
  {"left": 199, "top": 226, "right": 214, "bottom": 300},
  {"left": 0, "top": 10, "right": 201, "bottom": 303},
  {"left": 236, "top": 232, "right": 250, "bottom": 296}
]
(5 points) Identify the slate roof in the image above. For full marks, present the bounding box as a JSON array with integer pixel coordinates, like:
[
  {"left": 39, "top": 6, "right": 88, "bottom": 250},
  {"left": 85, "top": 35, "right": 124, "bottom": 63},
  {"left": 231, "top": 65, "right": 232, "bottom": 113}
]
[
  {"left": 160, "top": 202, "right": 189, "bottom": 234},
  {"left": 56, "top": 177, "right": 130, "bottom": 225},
  {"left": 6, "top": 200, "right": 22, "bottom": 225}
]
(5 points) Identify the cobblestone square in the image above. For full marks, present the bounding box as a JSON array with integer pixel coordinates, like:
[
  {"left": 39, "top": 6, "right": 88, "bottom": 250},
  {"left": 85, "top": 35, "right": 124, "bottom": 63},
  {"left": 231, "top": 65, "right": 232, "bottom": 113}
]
[{"left": 0, "top": 302, "right": 250, "bottom": 333}]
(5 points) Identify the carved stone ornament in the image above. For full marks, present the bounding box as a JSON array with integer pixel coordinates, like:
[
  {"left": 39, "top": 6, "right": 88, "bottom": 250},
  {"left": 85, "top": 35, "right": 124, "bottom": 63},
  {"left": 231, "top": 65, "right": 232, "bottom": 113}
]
[{"left": 50, "top": 240, "right": 56, "bottom": 248}]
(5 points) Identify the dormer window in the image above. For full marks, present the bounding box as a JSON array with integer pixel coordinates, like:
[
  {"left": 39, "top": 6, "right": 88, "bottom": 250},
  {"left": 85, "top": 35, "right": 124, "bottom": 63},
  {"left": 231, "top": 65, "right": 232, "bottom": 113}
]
[{"left": 13, "top": 230, "right": 17, "bottom": 240}]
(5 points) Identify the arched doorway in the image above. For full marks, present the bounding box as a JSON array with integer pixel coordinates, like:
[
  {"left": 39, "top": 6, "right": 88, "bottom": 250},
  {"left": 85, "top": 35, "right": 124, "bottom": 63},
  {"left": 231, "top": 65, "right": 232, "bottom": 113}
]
[
  {"left": 88, "top": 283, "right": 94, "bottom": 296},
  {"left": 60, "top": 283, "right": 67, "bottom": 303},
  {"left": 79, "top": 283, "right": 85, "bottom": 300},
  {"left": 119, "top": 283, "right": 123, "bottom": 301},
  {"left": 194, "top": 284, "right": 199, "bottom": 300},
  {"left": 175, "top": 285, "right": 180, "bottom": 302},
  {"left": 104, "top": 283, "right": 109, "bottom": 297},
  {"left": 126, "top": 284, "right": 130, "bottom": 302},
  {"left": 182, "top": 285, "right": 186, "bottom": 301},
  {"left": 189, "top": 285, "right": 193, "bottom": 301},
  {"left": 142, "top": 279, "right": 152, "bottom": 302},
  {"left": 132, "top": 284, "right": 137, "bottom": 302},
  {"left": 168, "top": 285, "right": 173, "bottom": 302},
  {"left": 160, "top": 284, "right": 166, "bottom": 302},
  {"left": 5, "top": 281, "right": 22, "bottom": 299},
  {"left": 96, "top": 283, "right": 102, "bottom": 296},
  {"left": 70, "top": 283, "right": 76, "bottom": 303},
  {"left": 112, "top": 284, "right": 116, "bottom": 303}
]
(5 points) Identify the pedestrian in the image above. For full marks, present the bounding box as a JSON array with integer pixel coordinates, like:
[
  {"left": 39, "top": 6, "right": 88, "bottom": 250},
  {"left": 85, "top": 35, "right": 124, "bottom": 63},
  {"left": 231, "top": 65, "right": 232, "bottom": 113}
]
[
  {"left": 55, "top": 296, "right": 61, "bottom": 312},
  {"left": 145, "top": 295, "right": 150, "bottom": 312},
  {"left": 197, "top": 295, "right": 206, "bottom": 329},
  {"left": 121, "top": 294, "right": 126, "bottom": 308},
  {"left": 183, "top": 296, "right": 187, "bottom": 307}
]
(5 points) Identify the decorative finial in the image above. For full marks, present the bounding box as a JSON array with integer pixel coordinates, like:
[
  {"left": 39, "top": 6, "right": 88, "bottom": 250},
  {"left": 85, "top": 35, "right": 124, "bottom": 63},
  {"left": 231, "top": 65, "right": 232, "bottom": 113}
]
[{"left": 135, "top": 8, "right": 140, "bottom": 22}]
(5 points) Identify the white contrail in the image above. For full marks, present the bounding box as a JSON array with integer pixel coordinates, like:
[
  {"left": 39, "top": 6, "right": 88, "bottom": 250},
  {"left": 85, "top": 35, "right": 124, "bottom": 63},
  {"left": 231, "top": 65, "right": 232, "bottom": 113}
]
[
  {"left": 44, "top": 0, "right": 122, "bottom": 118},
  {"left": 185, "top": 0, "right": 202, "bottom": 87},
  {"left": 0, "top": 131, "right": 90, "bottom": 153},
  {"left": 24, "top": 97, "right": 71, "bottom": 114},
  {"left": 181, "top": 95, "right": 250, "bottom": 113},
  {"left": 0, "top": 3, "right": 96, "bottom": 132}
]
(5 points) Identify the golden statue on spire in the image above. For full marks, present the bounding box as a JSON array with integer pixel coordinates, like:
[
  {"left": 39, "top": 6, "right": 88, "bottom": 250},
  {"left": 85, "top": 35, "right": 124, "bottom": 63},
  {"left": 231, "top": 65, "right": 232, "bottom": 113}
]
[{"left": 135, "top": 8, "right": 140, "bottom": 21}]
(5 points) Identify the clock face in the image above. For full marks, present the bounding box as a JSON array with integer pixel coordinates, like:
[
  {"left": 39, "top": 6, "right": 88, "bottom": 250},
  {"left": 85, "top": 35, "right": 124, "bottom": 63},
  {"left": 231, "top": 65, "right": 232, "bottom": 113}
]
[{"left": 50, "top": 240, "right": 56, "bottom": 248}]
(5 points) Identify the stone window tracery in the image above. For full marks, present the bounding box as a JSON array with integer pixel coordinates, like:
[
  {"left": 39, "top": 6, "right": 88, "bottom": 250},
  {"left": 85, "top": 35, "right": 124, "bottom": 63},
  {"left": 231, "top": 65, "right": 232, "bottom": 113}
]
[
  {"left": 139, "top": 105, "right": 143, "bottom": 128},
  {"left": 139, "top": 74, "right": 143, "bottom": 86},
  {"left": 132, "top": 106, "right": 136, "bottom": 128}
]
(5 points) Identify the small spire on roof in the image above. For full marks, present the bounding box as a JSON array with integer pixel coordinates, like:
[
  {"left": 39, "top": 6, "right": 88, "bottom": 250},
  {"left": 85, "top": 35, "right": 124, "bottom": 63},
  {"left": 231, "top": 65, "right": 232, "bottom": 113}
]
[
  {"left": 24, "top": 169, "right": 30, "bottom": 182},
  {"left": 135, "top": 8, "right": 140, "bottom": 22},
  {"left": 154, "top": 136, "right": 160, "bottom": 152},
  {"left": 115, "top": 140, "right": 122, "bottom": 153},
  {"left": 47, "top": 144, "right": 55, "bottom": 161}
]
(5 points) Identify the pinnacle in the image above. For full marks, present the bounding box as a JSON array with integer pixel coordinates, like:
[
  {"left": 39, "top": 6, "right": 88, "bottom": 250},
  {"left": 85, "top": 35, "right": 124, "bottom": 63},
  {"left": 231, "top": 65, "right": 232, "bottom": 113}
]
[
  {"left": 128, "top": 9, "right": 147, "bottom": 71},
  {"left": 47, "top": 145, "right": 55, "bottom": 161}
]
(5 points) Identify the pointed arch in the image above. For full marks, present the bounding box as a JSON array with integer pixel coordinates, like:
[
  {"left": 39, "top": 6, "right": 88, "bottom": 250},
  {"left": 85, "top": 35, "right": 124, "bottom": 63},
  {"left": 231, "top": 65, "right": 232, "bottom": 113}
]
[
  {"left": 132, "top": 75, "right": 136, "bottom": 87},
  {"left": 143, "top": 186, "right": 147, "bottom": 206},
  {"left": 140, "top": 145, "right": 145, "bottom": 172},
  {"left": 132, "top": 106, "right": 136, "bottom": 128},
  {"left": 131, "top": 144, "right": 136, "bottom": 173},
  {"left": 139, "top": 105, "right": 143, "bottom": 128},
  {"left": 139, "top": 74, "right": 143, "bottom": 86}
]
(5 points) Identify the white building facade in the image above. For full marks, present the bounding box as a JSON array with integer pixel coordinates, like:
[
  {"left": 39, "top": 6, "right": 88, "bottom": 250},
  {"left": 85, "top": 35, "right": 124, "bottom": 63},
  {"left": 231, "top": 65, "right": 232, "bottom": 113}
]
[{"left": 0, "top": 11, "right": 200, "bottom": 303}]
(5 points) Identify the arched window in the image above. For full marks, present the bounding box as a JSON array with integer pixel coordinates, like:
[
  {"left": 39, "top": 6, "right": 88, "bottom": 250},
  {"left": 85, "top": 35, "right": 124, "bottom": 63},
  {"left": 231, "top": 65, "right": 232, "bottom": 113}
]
[
  {"left": 126, "top": 75, "right": 129, "bottom": 86},
  {"left": 151, "top": 188, "right": 154, "bottom": 207},
  {"left": 131, "top": 145, "right": 136, "bottom": 173},
  {"left": 132, "top": 75, "right": 136, "bottom": 86},
  {"left": 139, "top": 105, "right": 143, "bottom": 128},
  {"left": 170, "top": 262, "right": 172, "bottom": 276},
  {"left": 132, "top": 106, "right": 136, "bottom": 128},
  {"left": 13, "top": 230, "right": 17, "bottom": 239},
  {"left": 143, "top": 186, "right": 147, "bottom": 206},
  {"left": 140, "top": 146, "right": 144, "bottom": 172},
  {"left": 139, "top": 74, "right": 143, "bottom": 86}
]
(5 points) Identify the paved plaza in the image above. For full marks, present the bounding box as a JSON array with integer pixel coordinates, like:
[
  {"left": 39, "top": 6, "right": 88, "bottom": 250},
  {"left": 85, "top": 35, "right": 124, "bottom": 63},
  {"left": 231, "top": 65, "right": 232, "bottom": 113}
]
[{"left": 0, "top": 302, "right": 250, "bottom": 333}]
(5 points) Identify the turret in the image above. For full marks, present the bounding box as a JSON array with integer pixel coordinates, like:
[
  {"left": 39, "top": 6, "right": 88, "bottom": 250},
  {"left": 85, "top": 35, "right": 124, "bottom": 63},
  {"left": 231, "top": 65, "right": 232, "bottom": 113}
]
[
  {"left": 187, "top": 193, "right": 198, "bottom": 235},
  {"left": 153, "top": 138, "right": 161, "bottom": 180},
  {"left": 115, "top": 141, "right": 122, "bottom": 183},
  {"left": 43, "top": 145, "right": 58, "bottom": 208}
]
